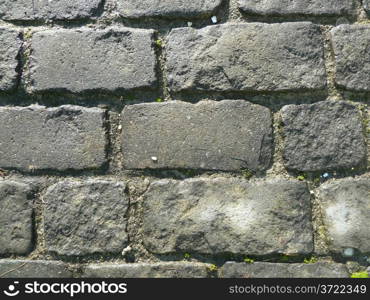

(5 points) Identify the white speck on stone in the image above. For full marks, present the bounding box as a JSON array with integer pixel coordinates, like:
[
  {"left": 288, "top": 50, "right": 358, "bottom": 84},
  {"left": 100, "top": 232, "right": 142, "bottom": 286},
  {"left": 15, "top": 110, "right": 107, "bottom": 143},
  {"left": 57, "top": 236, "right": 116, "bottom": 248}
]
[
  {"left": 187, "top": 22, "right": 193, "bottom": 27},
  {"left": 211, "top": 16, "right": 218, "bottom": 24},
  {"left": 118, "top": 125, "right": 122, "bottom": 131},
  {"left": 343, "top": 247, "right": 354, "bottom": 257},
  {"left": 151, "top": 156, "right": 158, "bottom": 162},
  {"left": 121, "top": 246, "right": 132, "bottom": 256}
]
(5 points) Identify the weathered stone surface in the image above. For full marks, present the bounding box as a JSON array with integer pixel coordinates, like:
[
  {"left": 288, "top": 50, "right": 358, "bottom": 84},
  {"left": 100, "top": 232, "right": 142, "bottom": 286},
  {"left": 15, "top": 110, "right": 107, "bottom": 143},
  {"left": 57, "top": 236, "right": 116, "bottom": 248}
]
[
  {"left": 367, "top": 267, "right": 370, "bottom": 276},
  {"left": 82, "top": 262, "right": 211, "bottom": 278},
  {"left": 219, "top": 262, "right": 349, "bottom": 278},
  {"left": 142, "top": 178, "right": 313, "bottom": 255},
  {"left": 238, "top": 0, "right": 356, "bottom": 16},
  {"left": 30, "top": 27, "right": 156, "bottom": 93},
  {"left": 166, "top": 22, "right": 326, "bottom": 93},
  {"left": 43, "top": 180, "right": 129, "bottom": 256},
  {"left": 0, "top": 27, "right": 21, "bottom": 91},
  {"left": 121, "top": 100, "right": 273, "bottom": 171},
  {"left": 331, "top": 25, "right": 370, "bottom": 91},
  {"left": 117, "top": 0, "right": 222, "bottom": 18},
  {"left": 0, "top": 181, "right": 32, "bottom": 255},
  {"left": 0, "top": 0, "right": 103, "bottom": 20},
  {"left": 0, "top": 105, "right": 107, "bottom": 172},
  {"left": 365, "top": 0, "right": 370, "bottom": 13},
  {"left": 281, "top": 101, "right": 366, "bottom": 172},
  {"left": 319, "top": 178, "right": 370, "bottom": 254},
  {"left": 0, "top": 260, "right": 72, "bottom": 278}
]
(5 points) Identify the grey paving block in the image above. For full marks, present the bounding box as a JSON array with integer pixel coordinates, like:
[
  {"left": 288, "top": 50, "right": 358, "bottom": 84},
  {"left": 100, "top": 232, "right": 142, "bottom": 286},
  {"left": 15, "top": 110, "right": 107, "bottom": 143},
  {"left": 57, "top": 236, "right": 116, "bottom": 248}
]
[
  {"left": 166, "top": 22, "right": 326, "bottom": 93},
  {"left": 142, "top": 178, "right": 313, "bottom": 256},
  {"left": 0, "top": 105, "right": 107, "bottom": 172},
  {"left": 121, "top": 100, "right": 273, "bottom": 171}
]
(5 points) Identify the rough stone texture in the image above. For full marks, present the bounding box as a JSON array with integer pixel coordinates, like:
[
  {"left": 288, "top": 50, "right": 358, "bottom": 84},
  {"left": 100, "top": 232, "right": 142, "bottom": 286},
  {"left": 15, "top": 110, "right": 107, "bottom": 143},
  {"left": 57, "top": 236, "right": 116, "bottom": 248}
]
[
  {"left": 0, "top": 181, "right": 32, "bottom": 255},
  {"left": 0, "top": 260, "right": 72, "bottom": 278},
  {"left": 238, "top": 0, "right": 356, "bottom": 16},
  {"left": 219, "top": 262, "right": 349, "bottom": 278},
  {"left": 0, "top": 27, "right": 21, "bottom": 91},
  {"left": 367, "top": 267, "right": 370, "bottom": 276},
  {"left": 121, "top": 100, "right": 273, "bottom": 171},
  {"left": 331, "top": 25, "right": 370, "bottom": 92},
  {"left": 117, "top": 0, "right": 223, "bottom": 18},
  {"left": 318, "top": 178, "right": 370, "bottom": 254},
  {"left": 142, "top": 178, "right": 313, "bottom": 255},
  {"left": 281, "top": 101, "right": 366, "bottom": 172},
  {"left": 0, "top": 0, "right": 103, "bottom": 20},
  {"left": 30, "top": 27, "right": 156, "bottom": 93},
  {"left": 0, "top": 105, "right": 107, "bottom": 172},
  {"left": 82, "top": 262, "right": 211, "bottom": 278},
  {"left": 166, "top": 22, "right": 326, "bottom": 93},
  {"left": 365, "top": 0, "right": 370, "bottom": 13},
  {"left": 43, "top": 180, "right": 129, "bottom": 256}
]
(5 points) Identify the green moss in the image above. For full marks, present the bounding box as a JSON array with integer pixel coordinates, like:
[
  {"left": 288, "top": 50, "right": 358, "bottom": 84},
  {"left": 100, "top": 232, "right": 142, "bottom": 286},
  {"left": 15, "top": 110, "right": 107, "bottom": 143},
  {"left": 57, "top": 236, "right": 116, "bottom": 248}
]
[
  {"left": 155, "top": 39, "right": 163, "bottom": 48},
  {"left": 242, "top": 169, "right": 254, "bottom": 180},
  {"left": 243, "top": 257, "right": 254, "bottom": 264},
  {"left": 350, "top": 272, "right": 369, "bottom": 278},
  {"left": 208, "top": 264, "right": 218, "bottom": 272},
  {"left": 303, "top": 256, "right": 318, "bottom": 264},
  {"left": 297, "top": 175, "right": 306, "bottom": 181},
  {"left": 184, "top": 253, "right": 191, "bottom": 260},
  {"left": 156, "top": 98, "right": 163, "bottom": 103}
]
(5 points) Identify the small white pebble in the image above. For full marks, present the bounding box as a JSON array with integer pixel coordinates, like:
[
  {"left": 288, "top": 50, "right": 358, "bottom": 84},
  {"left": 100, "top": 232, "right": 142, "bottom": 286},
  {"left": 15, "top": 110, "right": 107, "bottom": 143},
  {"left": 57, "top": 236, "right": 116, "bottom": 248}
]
[
  {"left": 343, "top": 248, "right": 355, "bottom": 257},
  {"left": 118, "top": 125, "right": 122, "bottom": 131},
  {"left": 121, "top": 246, "right": 132, "bottom": 256},
  {"left": 187, "top": 22, "right": 193, "bottom": 27},
  {"left": 211, "top": 16, "right": 218, "bottom": 24},
  {"left": 151, "top": 156, "right": 158, "bottom": 162}
]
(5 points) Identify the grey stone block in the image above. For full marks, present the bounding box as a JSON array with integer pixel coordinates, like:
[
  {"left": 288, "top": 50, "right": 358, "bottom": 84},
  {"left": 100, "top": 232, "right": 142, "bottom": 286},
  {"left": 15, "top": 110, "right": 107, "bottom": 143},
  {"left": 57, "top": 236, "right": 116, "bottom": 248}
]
[
  {"left": 82, "top": 262, "right": 211, "bottom": 278},
  {"left": 281, "top": 101, "right": 366, "bottom": 172},
  {"left": 219, "top": 262, "right": 349, "bottom": 278},
  {"left": 238, "top": 0, "right": 356, "bottom": 16},
  {"left": 117, "top": 0, "right": 223, "bottom": 18},
  {"left": 166, "top": 22, "right": 326, "bottom": 93},
  {"left": 0, "top": 181, "right": 33, "bottom": 255},
  {"left": 331, "top": 25, "right": 370, "bottom": 91},
  {"left": 30, "top": 27, "right": 157, "bottom": 93},
  {"left": 0, "top": 27, "right": 21, "bottom": 91},
  {"left": 0, "top": 105, "right": 107, "bottom": 172},
  {"left": 0, "top": 0, "right": 103, "bottom": 20},
  {"left": 318, "top": 178, "right": 370, "bottom": 254},
  {"left": 142, "top": 178, "right": 313, "bottom": 255},
  {"left": 0, "top": 260, "right": 72, "bottom": 278},
  {"left": 365, "top": 0, "right": 370, "bottom": 13},
  {"left": 121, "top": 100, "right": 273, "bottom": 171},
  {"left": 43, "top": 180, "right": 129, "bottom": 256}
]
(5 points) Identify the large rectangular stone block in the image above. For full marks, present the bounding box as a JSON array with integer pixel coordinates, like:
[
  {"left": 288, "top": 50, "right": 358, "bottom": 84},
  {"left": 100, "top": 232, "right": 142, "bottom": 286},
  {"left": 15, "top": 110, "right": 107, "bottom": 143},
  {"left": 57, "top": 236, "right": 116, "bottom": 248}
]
[
  {"left": 142, "top": 178, "right": 313, "bottom": 256},
  {"left": 0, "top": 0, "right": 103, "bottom": 20},
  {"left": 331, "top": 25, "right": 370, "bottom": 91},
  {"left": 0, "top": 27, "right": 21, "bottom": 91},
  {"left": 238, "top": 0, "right": 356, "bottom": 16},
  {"left": 0, "top": 181, "right": 33, "bottom": 255},
  {"left": 219, "top": 262, "right": 349, "bottom": 278},
  {"left": 117, "top": 0, "right": 223, "bottom": 18},
  {"left": 166, "top": 23, "right": 326, "bottom": 93},
  {"left": 319, "top": 178, "right": 370, "bottom": 254},
  {"left": 121, "top": 100, "right": 273, "bottom": 171},
  {"left": 0, "top": 105, "right": 107, "bottom": 172},
  {"left": 30, "top": 27, "right": 157, "bottom": 93},
  {"left": 82, "top": 262, "right": 211, "bottom": 278},
  {"left": 43, "top": 180, "right": 129, "bottom": 256},
  {"left": 0, "top": 260, "right": 72, "bottom": 278}
]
